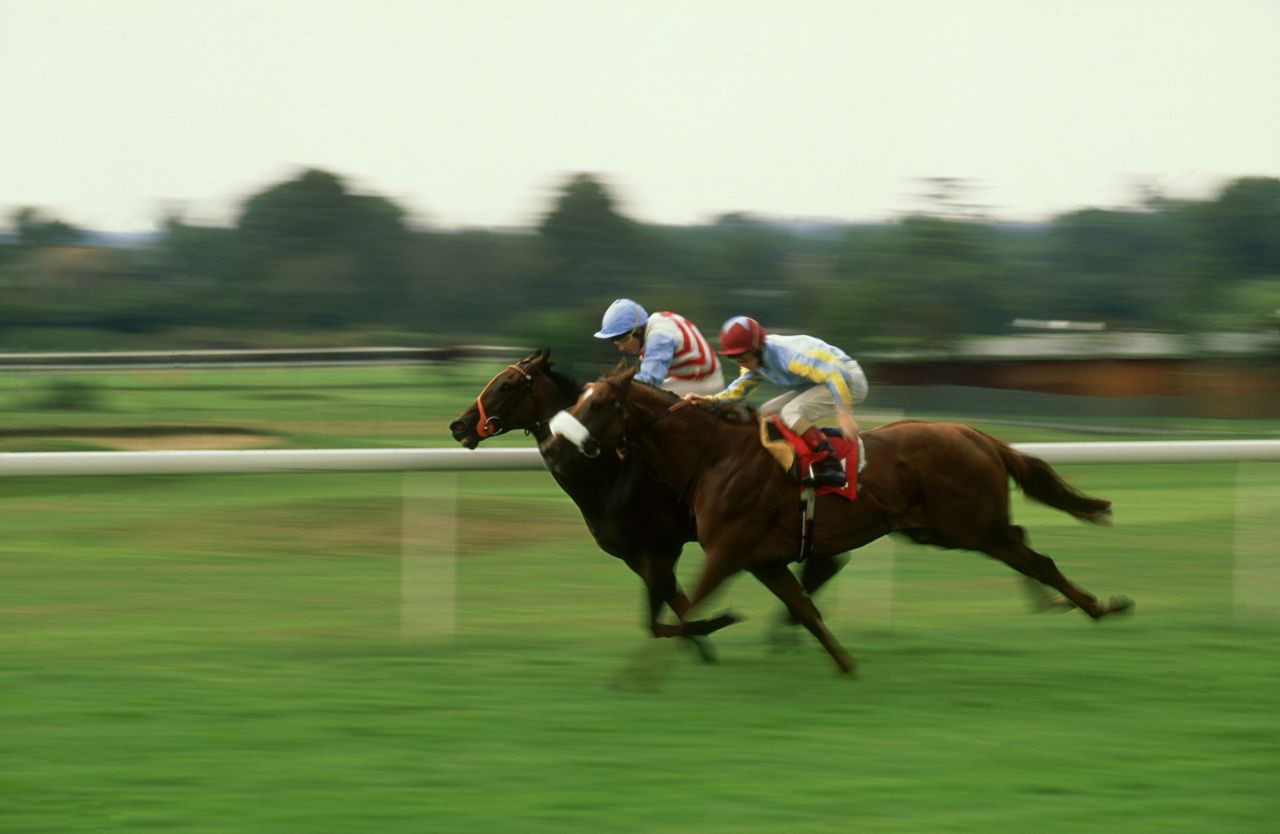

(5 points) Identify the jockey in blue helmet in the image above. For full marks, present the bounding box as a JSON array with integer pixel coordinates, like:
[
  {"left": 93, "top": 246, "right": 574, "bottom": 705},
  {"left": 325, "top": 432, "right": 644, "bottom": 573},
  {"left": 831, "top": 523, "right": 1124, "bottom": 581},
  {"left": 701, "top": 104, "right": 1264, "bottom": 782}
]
[{"left": 594, "top": 298, "right": 723, "bottom": 397}]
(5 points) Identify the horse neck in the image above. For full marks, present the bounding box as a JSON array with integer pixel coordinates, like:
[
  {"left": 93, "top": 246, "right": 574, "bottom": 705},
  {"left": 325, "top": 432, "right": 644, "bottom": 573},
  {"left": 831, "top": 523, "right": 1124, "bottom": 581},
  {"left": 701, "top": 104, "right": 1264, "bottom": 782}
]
[
  {"left": 525, "top": 369, "right": 580, "bottom": 442},
  {"left": 624, "top": 389, "right": 719, "bottom": 495}
]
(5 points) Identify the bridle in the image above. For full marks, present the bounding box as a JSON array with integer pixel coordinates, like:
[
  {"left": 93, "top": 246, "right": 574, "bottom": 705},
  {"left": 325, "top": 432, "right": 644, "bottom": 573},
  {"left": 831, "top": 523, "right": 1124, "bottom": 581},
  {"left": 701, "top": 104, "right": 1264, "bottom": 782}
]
[{"left": 472, "top": 361, "right": 540, "bottom": 439}]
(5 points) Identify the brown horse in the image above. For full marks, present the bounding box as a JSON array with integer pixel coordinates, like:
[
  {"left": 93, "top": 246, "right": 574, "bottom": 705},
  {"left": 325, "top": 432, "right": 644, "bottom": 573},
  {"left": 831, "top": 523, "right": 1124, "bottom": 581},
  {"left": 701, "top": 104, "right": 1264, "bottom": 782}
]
[
  {"left": 449, "top": 351, "right": 833, "bottom": 658},
  {"left": 541, "top": 367, "right": 1133, "bottom": 674}
]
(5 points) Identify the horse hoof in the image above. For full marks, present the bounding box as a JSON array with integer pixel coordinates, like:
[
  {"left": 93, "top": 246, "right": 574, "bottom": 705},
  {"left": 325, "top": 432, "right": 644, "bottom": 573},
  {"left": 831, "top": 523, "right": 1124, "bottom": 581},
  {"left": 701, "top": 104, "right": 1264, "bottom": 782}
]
[
  {"left": 1109, "top": 595, "right": 1135, "bottom": 615},
  {"left": 1090, "top": 596, "right": 1135, "bottom": 620}
]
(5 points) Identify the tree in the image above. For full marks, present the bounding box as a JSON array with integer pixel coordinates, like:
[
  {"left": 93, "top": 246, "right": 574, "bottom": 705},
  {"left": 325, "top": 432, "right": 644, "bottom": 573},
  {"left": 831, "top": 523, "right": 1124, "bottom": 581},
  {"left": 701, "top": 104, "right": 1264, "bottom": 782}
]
[
  {"left": 236, "top": 169, "right": 408, "bottom": 258},
  {"left": 537, "top": 173, "right": 645, "bottom": 301},
  {"left": 11, "top": 207, "right": 83, "bottom": 247},
  {"left": 1197, "top": 177, "right": 1280, "bottom": 279},
  {"left": 232, "top": 169, "right": 414, "bottom": 328},
  {"left": 834, "top": 216, "right": 1005, "bottom": 348}
]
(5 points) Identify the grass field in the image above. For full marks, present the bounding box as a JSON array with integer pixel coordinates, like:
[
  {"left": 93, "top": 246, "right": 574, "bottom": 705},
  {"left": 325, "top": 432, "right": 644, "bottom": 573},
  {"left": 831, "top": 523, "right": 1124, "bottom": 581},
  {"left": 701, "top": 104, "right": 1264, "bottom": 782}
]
[{"left": 1, "top": 364, "right": 1278, "bottom": 832}]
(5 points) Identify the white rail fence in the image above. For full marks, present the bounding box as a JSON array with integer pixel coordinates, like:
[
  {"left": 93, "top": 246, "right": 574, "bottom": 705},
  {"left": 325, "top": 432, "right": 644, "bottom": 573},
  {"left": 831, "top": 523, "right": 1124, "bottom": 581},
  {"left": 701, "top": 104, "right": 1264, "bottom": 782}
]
[
  {"left": 2, "top": 439, "right": 1279, "bottom": 477},
  {"left": 3, "top": 441, "right": 1277, "bottom": 636}
]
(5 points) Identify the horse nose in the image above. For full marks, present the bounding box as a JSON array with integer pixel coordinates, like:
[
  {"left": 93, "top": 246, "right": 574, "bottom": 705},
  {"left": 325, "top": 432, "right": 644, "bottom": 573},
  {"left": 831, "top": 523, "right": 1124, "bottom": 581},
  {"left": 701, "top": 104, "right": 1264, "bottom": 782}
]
[{"left": 449, "top": 419, "right": 476, "bottom": 447}]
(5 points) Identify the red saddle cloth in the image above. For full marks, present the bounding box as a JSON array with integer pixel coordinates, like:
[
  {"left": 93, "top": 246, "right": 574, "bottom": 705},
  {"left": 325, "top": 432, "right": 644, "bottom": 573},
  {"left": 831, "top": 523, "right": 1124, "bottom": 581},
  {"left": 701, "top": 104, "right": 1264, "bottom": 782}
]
[{"left": 766, "top": 416, "right": 858, "bottom": 502}]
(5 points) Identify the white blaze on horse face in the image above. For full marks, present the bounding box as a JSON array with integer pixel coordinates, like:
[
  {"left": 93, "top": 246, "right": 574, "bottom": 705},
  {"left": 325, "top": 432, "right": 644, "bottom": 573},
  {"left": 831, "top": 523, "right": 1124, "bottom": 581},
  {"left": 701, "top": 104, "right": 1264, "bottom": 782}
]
[{"left": 547, "top": 410, "right": 594, "bottom": 453}]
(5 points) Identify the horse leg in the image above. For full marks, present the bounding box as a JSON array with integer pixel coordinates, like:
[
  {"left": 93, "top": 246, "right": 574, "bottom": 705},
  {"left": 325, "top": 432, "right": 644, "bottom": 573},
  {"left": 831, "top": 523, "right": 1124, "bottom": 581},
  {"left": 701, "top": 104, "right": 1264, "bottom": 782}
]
[
  {"left": 751, "top": 562, "right": 856, "bottom": 675},
  {"left": 651, "top": 552, "right": 743, "bottom": 640},
  {"left": 799, "top": 553, "right": 849, "bottom": 616},
  {"left": 982, "top": 529, "right": 1133, "bottom": 620},
  {"left": 628, "top": 556, "right": 723, "bottom": 661},
  {"left": 1006, "top": 527, "right": 1074, "bottom": 612},
  {"left": 805, "top": 553, "right": 847, "bottom": 587},
  {"left": 769, "top": 553, "right": 850, "bottom": 647},
  {"left": 652, "top": 562, "right": 725, "bottom": 663}
]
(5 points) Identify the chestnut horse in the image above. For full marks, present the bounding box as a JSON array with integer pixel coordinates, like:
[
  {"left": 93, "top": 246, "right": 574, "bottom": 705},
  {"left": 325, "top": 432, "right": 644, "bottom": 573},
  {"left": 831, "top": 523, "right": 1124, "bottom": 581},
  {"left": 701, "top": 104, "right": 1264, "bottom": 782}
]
[
  {"left": 448, "top": 351, "right": 840, "bottom": 658},
  {"left": 542, "top": 367, "right": 1133, "bottom": 674}
]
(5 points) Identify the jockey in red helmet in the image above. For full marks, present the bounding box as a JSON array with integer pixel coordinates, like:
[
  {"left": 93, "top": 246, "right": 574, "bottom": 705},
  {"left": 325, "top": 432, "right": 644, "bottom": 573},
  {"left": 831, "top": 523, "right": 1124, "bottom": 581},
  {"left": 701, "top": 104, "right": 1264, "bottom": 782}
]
[
  {"left": 594, "top": 298, "right": 724, "bottom": 397},
  {"left": 690, "top": 316, "right": 868, "bottom": 488}
]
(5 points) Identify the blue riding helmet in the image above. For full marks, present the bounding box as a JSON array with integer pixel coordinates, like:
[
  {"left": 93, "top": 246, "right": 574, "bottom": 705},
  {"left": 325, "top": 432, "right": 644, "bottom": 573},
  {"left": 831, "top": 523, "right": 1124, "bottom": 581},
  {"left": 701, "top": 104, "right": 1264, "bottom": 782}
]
[{"left": 594, "top": 298, "right": 649, "bottom": 340}]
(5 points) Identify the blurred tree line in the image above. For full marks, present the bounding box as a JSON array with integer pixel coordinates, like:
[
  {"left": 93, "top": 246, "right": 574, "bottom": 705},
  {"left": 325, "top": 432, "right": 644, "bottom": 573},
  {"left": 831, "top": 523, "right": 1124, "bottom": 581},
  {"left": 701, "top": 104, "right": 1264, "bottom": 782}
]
[{"left": 2, "top": 169, "right": 1278, "bottom": 368}]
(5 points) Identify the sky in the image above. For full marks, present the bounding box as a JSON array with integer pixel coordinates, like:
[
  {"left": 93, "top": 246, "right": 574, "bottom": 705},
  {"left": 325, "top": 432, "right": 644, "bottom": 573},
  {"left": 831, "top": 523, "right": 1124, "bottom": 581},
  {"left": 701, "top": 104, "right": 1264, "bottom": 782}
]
[{"left": 2, "top": 0, "right": 1278, "bottom": 233}]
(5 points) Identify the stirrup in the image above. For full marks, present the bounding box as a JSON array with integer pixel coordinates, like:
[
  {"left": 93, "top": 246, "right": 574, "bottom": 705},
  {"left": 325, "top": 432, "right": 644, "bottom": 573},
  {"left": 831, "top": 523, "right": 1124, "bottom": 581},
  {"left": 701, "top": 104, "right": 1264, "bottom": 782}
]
[{"left": 804, "top": 460, "right": 846, "bottom": 488}]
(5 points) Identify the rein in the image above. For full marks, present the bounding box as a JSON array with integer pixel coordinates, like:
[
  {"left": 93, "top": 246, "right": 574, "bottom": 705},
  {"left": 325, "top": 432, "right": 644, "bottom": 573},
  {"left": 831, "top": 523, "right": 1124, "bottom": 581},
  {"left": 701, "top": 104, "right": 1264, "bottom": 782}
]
[{"left": 635, "top": 395, "right": 693, "bottom": 431}]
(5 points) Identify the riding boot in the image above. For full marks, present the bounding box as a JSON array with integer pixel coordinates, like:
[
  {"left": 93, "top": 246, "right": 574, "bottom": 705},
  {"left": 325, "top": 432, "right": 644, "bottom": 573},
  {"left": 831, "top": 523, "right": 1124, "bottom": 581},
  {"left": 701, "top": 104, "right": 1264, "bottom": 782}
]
[{"left": 800, "top": 427, "right": 846, "bottom": 488}]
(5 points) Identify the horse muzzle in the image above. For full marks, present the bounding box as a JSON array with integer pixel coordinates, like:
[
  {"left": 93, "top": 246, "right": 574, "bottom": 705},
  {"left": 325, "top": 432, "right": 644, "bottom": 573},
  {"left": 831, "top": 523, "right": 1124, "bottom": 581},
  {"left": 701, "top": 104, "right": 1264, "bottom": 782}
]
[
  {"left": 547, "top": 410, "right": 600, "bottom": 458},
  {"left": 449, "top": 418, "right": 480, "bottom": 450}
]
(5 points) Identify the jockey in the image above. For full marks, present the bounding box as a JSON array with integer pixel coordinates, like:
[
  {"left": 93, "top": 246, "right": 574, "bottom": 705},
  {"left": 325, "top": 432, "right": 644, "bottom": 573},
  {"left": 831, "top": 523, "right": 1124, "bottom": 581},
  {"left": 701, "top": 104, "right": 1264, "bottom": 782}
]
[
  {"left": 594, "top": 298, "right": 724, "bottom": 397},
  {"left": 689, "top": 315, "right": 868, "bottom": 488}
]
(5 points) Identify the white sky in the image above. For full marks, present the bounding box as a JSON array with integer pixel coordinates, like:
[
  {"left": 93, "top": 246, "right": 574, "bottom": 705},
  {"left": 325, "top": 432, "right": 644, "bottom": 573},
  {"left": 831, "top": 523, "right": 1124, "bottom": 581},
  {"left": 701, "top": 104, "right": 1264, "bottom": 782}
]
[{"left": 2, "top": 0, "right": 1277, "bottom": 232}]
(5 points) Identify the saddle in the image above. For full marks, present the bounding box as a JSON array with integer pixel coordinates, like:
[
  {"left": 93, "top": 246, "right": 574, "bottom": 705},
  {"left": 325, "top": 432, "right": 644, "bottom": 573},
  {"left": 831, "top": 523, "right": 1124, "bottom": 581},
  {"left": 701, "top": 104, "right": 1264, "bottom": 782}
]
[{"left": 758, "top": 415, "right": 862, "bottom": 503}]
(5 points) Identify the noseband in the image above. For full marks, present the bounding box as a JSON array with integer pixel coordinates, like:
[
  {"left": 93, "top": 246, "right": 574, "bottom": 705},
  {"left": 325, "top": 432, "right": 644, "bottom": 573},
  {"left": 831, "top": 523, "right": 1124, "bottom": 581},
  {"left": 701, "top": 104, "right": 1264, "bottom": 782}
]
[{"left": 473, "top": 361, "right": 538, "bottom": 439}]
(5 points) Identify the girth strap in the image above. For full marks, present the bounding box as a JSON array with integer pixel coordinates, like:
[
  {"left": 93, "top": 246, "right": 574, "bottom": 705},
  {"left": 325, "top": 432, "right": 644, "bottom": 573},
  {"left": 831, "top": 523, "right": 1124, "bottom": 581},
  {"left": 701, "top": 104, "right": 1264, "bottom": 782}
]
[{"left": 799, "top": 485, "right": 817, "bottom": 562}]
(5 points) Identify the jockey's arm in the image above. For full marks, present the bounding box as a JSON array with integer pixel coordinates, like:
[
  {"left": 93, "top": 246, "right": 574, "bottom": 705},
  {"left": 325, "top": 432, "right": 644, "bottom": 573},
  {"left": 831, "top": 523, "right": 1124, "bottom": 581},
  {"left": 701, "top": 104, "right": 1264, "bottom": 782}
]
[
  {"left": 835, "top": 408, "right": 859, "bottom": 441},
  {"left": 823, "top": 376, "right": 861, "bottom": 439},
  {"left": 708, "top": 367, "right": 759, "bottom": 402},
  {"left": 635, "top": 333, "right": 677, "bottom": 386},
  {"left": 788, "top": 355, "right": 860, "bottom": 439},
  {"left": 686, "top": 370, "right": 756, "bottom": 404}
]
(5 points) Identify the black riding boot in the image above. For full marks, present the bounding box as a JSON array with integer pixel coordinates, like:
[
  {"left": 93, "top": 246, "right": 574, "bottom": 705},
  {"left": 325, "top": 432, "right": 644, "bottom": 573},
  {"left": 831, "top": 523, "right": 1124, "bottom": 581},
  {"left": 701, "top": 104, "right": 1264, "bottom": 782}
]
[{"left": 801, "top": 428, "right": 846, "bottom": 488}]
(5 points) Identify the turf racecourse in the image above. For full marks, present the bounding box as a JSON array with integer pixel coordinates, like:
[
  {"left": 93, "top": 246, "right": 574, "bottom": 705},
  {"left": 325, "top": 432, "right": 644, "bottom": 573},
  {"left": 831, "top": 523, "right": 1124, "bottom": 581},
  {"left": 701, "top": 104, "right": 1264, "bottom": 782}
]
[{"left": 2, "top": 365, "right": 1278, "bottom": 831}]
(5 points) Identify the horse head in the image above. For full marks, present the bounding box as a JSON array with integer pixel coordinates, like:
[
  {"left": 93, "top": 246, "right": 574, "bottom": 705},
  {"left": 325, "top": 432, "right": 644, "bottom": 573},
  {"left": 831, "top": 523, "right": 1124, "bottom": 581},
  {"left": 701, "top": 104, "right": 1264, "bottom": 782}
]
[
  {"left": 542, "top": 367, "right": 636, "bottom": 461},
  {"left": 541, "top": 367, "right": 694, "bottom": 472},
  {"left": 449, "top": 350, "right": 576, "bottom": 448}
]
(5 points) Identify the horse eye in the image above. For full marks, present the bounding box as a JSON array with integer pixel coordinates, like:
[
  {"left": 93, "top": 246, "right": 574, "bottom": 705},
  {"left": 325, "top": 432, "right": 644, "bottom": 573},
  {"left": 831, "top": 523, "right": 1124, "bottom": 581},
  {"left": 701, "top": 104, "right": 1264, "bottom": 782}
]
[{"left": 499, "top": 381, "right": 513, "bottom": 392}]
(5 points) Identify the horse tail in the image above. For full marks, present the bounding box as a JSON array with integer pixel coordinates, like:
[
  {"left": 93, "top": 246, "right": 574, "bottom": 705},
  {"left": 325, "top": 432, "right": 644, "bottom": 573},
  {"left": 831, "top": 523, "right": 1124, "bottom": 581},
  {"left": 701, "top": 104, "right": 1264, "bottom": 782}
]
[{"left": 985, "top": 432, "right": 1113, "bottom": 525}]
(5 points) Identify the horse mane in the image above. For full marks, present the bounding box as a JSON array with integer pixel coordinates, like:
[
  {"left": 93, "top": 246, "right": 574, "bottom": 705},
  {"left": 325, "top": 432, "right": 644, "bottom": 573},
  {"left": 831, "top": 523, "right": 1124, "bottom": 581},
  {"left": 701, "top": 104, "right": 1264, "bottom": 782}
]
[
  {"left": 707, "top": 401, "right": 758, "bottom": 425},
  {"left": 608, "top": 368, "right": 759, "bottom": 426},
  {"left": 529, "top": 349, "right": 583, "bottom": 402}
]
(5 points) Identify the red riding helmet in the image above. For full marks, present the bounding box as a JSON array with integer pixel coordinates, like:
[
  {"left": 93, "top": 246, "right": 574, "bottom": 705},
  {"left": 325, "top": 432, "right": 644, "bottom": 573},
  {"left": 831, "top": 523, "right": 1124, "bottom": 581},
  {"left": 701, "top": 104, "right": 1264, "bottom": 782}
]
[{"left": 717, "top": 316, "right": 766, "bottom": 356}]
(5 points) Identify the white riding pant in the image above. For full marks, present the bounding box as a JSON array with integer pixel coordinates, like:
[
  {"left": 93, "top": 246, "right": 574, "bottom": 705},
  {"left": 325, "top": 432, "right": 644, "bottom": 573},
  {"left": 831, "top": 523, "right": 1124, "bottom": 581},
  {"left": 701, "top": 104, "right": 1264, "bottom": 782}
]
[{"left": 760, "top": 359, "right": 868, "bottom": 433}]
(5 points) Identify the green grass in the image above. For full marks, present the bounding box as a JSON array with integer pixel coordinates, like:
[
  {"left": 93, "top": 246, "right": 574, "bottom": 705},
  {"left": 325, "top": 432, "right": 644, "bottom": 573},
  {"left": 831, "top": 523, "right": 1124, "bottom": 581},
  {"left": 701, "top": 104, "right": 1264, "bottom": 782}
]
[{"left": 1, "top": 365, "right": 1278, "bottom": 831}]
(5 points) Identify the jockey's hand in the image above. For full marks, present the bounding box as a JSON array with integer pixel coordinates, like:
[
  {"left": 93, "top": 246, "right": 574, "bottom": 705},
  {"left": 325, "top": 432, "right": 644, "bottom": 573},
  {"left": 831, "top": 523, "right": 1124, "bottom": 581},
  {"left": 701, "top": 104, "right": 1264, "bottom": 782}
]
[
  {"left": 682, "top": 393, "right": 708, "bottom": 403},
  {"left": 837, "top": 410, "right": 860, "bottom": 442}
]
